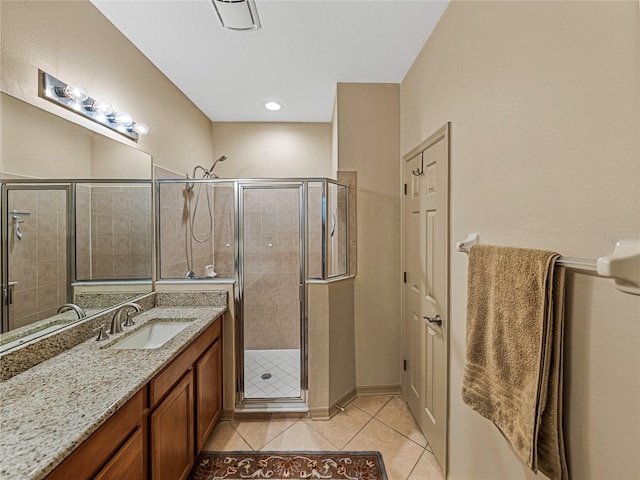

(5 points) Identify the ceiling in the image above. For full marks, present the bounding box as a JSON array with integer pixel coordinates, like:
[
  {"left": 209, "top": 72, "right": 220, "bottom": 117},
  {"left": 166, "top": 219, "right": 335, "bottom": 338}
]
[{"left": 91, "top": 0, "right": 449, "bottom": 123}]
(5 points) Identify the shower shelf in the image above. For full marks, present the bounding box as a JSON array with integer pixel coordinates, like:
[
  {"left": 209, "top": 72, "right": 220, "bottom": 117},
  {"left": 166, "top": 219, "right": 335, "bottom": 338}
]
[{"left": 456, "top": 233, "right": 640, "bottom": 295}]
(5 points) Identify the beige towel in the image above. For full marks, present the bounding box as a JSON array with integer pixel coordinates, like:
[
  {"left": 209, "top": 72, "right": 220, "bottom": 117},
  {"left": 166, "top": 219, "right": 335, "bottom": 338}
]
[{"left": 462, "top": 245, "right": 568, "bottom": 480}]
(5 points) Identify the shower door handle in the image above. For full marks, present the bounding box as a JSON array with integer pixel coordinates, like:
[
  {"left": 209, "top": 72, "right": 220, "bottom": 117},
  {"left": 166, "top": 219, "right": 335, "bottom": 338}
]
[{"left": 299, "top": 283, "right": 304, "bottom": 303}]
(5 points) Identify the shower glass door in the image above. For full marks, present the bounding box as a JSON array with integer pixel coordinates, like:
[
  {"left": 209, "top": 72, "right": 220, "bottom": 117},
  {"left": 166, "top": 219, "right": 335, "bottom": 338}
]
[{"left": 239, "top": 183, "right": 304, "bottom": 401}]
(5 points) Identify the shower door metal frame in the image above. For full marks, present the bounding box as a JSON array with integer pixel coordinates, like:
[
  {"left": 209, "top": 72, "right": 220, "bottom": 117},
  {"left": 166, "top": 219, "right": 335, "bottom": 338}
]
[
  {"left": 0, "top": 181, "right": 73, "bottom": 333},
  {"left": 236, "top": 180, "right": 308, "bottom": 406}
]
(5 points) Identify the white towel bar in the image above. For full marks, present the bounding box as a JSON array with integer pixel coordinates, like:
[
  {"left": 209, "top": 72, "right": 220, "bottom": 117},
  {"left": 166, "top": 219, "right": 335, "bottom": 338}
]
[{"left": 456, "top": 233, "right": 640, "bottom": 296}]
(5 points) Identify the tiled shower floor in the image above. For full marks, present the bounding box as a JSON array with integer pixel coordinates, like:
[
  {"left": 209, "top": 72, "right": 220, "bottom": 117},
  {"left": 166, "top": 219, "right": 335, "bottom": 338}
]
[{"left": 244, "top": 349, "right": 300, "bottom": 398}]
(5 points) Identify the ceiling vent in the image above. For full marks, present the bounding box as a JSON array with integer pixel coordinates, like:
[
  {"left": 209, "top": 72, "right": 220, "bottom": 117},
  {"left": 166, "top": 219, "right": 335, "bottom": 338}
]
[{"left": 211, "top": 0, "right": 261, "bottom": 31}]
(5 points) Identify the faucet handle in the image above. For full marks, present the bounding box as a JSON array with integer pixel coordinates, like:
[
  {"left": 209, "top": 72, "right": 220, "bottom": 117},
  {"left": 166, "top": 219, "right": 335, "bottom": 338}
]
[
  {"left": 122, "top": 311, "right": 139, "bottom": 327},
  {"left": 93, "top": 323, "right": 109, "bottom": 341}
]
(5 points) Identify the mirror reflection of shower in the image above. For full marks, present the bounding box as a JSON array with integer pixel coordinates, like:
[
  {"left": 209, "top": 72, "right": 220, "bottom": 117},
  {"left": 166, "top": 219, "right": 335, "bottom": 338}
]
[{"left": 184, "top": 155, "right": 228, "bottom": 278}]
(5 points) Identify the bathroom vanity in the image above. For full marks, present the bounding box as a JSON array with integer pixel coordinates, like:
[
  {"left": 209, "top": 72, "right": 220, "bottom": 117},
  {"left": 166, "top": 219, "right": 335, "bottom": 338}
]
[{"left": 0, "top": 292, "right": 225, "bottom": 480}]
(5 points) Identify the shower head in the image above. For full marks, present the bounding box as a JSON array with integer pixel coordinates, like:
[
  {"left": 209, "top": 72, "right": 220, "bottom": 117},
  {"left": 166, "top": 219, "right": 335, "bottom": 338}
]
[
  {"left": 210, "top": 155, "right": 228, "bottom": 172},
  {"left": 206, "top": 155, "right": 228, "bottom": 180}
]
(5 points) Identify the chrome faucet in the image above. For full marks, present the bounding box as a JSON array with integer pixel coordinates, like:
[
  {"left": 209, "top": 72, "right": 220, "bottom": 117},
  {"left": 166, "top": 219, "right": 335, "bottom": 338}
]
[
  {"left": 110, "top": 302, "right": 142, "bottom": 334},
  {"left": 57, "top": 303, "right": 87, "bottom": 319}
]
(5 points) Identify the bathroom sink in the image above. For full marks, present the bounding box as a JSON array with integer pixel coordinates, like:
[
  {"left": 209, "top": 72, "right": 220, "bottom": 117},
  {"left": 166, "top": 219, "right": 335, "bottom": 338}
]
[{"left": 108, "top": 320, "right": 194, "bottom": 350}]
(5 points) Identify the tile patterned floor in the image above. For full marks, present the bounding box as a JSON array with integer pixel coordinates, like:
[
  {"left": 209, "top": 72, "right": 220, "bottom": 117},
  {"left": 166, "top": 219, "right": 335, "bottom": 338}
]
[
  {"left": 244, "top": 349, "right": 300, "bottom": 398},
  {"left": 203, "top": 395, "right": 443, "bottom": 480}
]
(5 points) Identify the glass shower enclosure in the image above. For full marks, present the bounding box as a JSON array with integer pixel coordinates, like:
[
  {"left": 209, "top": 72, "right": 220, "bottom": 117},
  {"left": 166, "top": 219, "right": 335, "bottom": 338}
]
[{"left": 156, "top": 178, "right": 349, "bottom": 409}]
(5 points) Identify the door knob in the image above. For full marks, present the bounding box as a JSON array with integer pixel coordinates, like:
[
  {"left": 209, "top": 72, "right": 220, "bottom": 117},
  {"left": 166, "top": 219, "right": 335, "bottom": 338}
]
[{"left": 423, "top": 314, "right": 442, "bottom": 326}]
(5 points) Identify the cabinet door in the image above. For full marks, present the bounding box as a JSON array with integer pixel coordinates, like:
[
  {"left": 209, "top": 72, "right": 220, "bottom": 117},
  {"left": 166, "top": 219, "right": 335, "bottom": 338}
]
[
  {"left": 150, "top": 371, "right": 194, "bottom": 480},
  {"left": 94, "top": 427, "right": 144, "bottom": 480},
  {"left": 195, "top": 339, "right": 222, "bottom": 453}
]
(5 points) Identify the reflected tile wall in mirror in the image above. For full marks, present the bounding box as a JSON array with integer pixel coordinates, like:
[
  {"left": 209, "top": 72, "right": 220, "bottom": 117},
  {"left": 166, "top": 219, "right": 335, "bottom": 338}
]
[
  {"left": 75, "top": 183, "right": 152, "bottom": 280},
  {"left": 7, "top": 189, "right": 68, "bottom": 329}
]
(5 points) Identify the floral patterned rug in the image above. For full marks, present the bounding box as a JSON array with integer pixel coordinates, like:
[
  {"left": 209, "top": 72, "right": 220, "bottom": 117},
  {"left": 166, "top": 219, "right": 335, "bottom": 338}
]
[{"left": 188, "top": 451, "right": 387, "bottom": 480}]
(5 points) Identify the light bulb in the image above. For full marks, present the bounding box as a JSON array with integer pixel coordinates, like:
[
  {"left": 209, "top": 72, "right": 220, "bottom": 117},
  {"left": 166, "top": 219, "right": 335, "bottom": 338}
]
[
  {"left": 114, "top": 111, "right": 133, "bottom": 127},
  {"left": 264, "top": 101, "right": 282, "bottom": 111},
  {"left": 63, "top": 84, "right": 88, "bottom": 102},
  {"left": 132, "top": 122, "right": 149, "bottom": 135},
  {"left": 91, "top": 99, "right": 113, "bottom": 116}
]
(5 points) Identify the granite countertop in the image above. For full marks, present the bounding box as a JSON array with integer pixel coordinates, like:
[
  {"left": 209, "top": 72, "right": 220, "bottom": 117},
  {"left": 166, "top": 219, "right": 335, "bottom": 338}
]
[{"left": 0, "top": 303, "right": 226, "bottom": 480}]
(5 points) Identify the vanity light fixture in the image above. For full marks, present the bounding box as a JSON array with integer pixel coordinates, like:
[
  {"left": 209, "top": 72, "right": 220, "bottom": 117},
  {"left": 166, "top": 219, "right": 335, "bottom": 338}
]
[
  {"left": 38, "top": 70, "right": 149, "bottom": 141},
  {"left": 264, "top": 101, "right": 282, "bottom": 111},
  {"left": 211, "top": 0, "right": 261, "bottom": 31}
]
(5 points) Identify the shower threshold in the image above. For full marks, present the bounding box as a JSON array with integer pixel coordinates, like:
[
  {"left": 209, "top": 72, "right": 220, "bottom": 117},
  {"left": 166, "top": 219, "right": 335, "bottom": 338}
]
[{"left": 234, "top": 402, "right": 309, "bottom": 415}]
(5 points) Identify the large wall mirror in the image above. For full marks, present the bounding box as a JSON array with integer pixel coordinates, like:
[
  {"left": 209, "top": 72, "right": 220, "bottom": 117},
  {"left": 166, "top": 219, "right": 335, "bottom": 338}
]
[{"left": 0, "top": 92, "right": 152, "bottom": 352}]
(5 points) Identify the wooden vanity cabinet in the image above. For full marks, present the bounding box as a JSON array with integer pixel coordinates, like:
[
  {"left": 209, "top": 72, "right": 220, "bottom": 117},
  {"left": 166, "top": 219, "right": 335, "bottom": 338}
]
[
  {"left": 149, "top": 319, "right": 222, "bottom": 480},
  {"left": 94, "top": 427, "right": 144, "bottom": 480},
  {"left": 150, "top": 372, "right": 194, "bottom": 480},
  {"left": 45, "top": 317, "right": 222, "bottom": 480},
  {"left": 45, "top": 388, "right": 146, "bottom": 480},
  {"left": 195, "top": 339, "right": 222, "bottom": 452}
]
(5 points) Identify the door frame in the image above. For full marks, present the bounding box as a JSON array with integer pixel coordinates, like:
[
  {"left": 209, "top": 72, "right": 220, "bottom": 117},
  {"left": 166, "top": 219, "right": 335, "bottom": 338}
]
[{"left": 400, "top": 122, "right": 450, "bottom": 476}]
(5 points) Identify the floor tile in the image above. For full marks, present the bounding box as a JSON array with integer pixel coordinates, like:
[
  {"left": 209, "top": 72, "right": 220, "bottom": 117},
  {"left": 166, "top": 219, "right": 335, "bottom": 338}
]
[
  {"left": 351, "top": 395, "right": 393, "bottom": 416},
  {"left": 260, "top": 420, "right": 337, "bottom": 451},
  {"left": 407, "top": 449, "right": 443, "bottom": 480},
  {"left": 203, "top": 421, "right": 251, "bottom": 451},
  {"left": 375, "top": 396, "right": 427, "bottom": 447},
  {"left": 231, "top": 419, "right": 299, "bottom": 450},
  {"left": 302, "top": 404, "right": 371, "bottom": 449},
  {"left": 344, "top": 418, "right": 424, "bottom": 480}
]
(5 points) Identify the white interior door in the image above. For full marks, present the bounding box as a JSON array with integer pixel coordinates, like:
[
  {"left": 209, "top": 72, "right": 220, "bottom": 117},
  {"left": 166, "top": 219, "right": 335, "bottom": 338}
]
[{"left": 402, "top": 124, "right": 449, "bottom": 473}]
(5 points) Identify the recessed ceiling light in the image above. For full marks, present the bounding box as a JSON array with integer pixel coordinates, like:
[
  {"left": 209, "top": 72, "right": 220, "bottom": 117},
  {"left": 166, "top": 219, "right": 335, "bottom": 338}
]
[{"left": 264, "top": 101, "right": 282, "bottom": 111}]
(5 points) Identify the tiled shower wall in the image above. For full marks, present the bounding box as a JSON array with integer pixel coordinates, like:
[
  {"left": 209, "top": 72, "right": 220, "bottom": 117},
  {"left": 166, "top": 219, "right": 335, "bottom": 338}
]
[
  {"left": 156, "top": 165, "right": 234, "bottom": 279},
  {"left": 76, "top": 185, "right": 152, "bottom": 280},
  {"left": 243, "top": 188, "right": 301, "bottom": 350},
  {"left": 7, "top": 189, "right": 67, "bottom": 329}
]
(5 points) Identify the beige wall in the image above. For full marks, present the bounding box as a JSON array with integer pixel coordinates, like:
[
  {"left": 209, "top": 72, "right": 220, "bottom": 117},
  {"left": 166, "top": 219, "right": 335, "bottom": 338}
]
[
  {"left": 335, "top": 83, "right": 401, "bottom": 389},
  {"left": 0, "top": 0, "right": 213, "bottom": 175},
  {"left": 211, "top": 122, "right": 332, "bottom": 179},
  {"left": 401, "top": 1, "right": 640, "bottom": 479}
]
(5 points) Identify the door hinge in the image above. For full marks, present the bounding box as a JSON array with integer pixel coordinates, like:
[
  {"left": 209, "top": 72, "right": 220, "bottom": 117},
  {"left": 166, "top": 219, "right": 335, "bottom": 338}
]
[
  {"left": 403, "top": 359, "right": 407, "bottom": 371},
  {"left": 403, "top": 272, "right": 407, "bottom": 283},
  {"left": 404, "top": 183, "right": 407, "bottom": 195}
]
